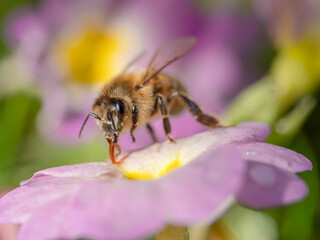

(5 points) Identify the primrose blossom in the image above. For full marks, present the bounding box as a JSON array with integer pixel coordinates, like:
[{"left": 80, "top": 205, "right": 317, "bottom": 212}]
[{"left": 0, "top": 122, "right": 311, "bottom": 240}]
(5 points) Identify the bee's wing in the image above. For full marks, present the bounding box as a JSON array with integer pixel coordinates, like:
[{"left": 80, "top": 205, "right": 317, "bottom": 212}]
[
  {"left": 140, "top": 37, "right": 196, "bottom": 85},
  {"left": 122, "top": 51, "right": 147, "bottom": 74}
]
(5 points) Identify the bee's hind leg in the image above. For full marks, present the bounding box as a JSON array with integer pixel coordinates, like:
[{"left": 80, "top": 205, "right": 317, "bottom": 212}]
[
  {"left": 156, "top": 95, "right": 175, "bottom": 143},
  {"left": 167, "top": 92, "right": 220, "bottom": 128}
]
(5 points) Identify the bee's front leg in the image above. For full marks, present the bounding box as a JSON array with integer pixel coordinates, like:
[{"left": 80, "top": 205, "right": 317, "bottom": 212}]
[
  {"left": 130, "top": 105, "right": 138, "bottom": 142},
  {"left": 114, "top": 143, "right": 122, "bottom": 157},
  {"left": 114, "top": 143, "right": 130, "bottom": 165}
]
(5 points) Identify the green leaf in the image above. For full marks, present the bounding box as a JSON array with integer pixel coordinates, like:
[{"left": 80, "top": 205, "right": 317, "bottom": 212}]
[
  {"left": 223, "top": 77, "right": 280, "bottom": 125},
  {"left": 0, "top": 92, "right": 40, "bottom": 185},
  {"left": 267, "top": 96, "right": 316, "bottom": 145},
  {"left": 279, "top": 133, "right": 319, "bottom": 240}
]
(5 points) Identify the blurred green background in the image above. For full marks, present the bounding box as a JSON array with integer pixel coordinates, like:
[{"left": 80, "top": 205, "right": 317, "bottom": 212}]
[{"left": 0, "top": 0, "right": 319, "bottom": 240}]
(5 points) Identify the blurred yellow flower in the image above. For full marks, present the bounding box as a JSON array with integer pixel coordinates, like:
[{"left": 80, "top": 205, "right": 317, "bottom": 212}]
[
  {"left": 53, "top": 23, "right": 133, "bottom": 84},
  {"left": 271, "top": 34, "right": 320, "bottom": 110}
]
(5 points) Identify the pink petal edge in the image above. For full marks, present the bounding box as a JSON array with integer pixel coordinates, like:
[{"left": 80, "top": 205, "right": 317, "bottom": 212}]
[{"left": 237, "top": 161, "right": 308, "bottom": 209}]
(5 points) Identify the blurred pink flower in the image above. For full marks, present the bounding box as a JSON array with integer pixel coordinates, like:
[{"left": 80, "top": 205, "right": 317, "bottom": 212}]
[
  {"left": 0, "top": 123, "right": 311, "bottom": 240},
  {"left": 252, "top": 0, "right": 319, "bottom": 44},
  {"left": 4, "top": 0, "right": 264, "bottom": 145}
]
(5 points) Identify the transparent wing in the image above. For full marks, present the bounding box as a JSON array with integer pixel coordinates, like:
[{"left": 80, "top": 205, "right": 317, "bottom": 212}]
[
  {"left": 122, "top": 51, "right": 147, "bottom": 74},
  {"left": 140, "top": 36, "right": 196, "bottom": 85}
]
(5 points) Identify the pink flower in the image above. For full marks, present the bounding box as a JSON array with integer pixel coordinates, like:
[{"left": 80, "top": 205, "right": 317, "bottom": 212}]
[
  {"left": 252, "top": 0, "right": 318, "bottom": 44},
  {"left": 0, "top": 123, "right": 311, "bottom": 240}
]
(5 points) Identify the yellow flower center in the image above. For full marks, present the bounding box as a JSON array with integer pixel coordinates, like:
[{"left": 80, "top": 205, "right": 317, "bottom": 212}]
[
  {"left": 123, "top": 156, "right": 182, "bottom": 180},
  {"left": 106, "top": 130, "right": 220, "bottom": 180},
  {"left": 53, "top": 22, "right": 133, "bottom": 84}
]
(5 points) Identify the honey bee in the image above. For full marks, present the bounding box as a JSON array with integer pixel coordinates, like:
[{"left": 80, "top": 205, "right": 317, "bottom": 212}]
[{"left": 79, "top": 37, "right": 220, "bottom": 164}]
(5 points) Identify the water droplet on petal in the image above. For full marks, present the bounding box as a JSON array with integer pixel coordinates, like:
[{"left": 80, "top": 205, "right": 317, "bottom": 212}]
[
  {"left": 245, "top": 150, "right": 259, "bottom": 157},
  {"left": 249, "top": 164, "right": 276, "bottom": 187}
]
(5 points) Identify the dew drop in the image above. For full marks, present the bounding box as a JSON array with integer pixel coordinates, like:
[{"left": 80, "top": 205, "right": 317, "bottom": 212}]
[
  {"left": 245, "top": 150, "right": 259, "bottom": 157},
  {"left": 249, "top": 164, "right": 276, "bottom": 187}
]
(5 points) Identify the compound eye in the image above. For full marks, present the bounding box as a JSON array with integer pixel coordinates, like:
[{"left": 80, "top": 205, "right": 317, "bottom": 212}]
[{"left": 116, "top": 100, "right": 125, "bottom": 115}]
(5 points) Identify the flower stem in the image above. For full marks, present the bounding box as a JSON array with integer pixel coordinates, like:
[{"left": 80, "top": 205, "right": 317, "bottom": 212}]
[{"left": 156, "top": 226, "right": 189, "bottom": 240}]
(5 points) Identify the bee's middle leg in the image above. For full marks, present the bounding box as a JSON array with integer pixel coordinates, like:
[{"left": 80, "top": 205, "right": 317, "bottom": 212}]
[
  {"left": 146, "top": 123, "right": 157, "bottom": 143},
  {"left": 156, "top": 95, "right": 175, "bottom": 142}
]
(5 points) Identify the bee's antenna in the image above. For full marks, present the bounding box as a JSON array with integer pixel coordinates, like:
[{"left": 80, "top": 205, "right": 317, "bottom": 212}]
[
  {"left": 79, "top": 112, "right": 101, "bottom": 138},
  {"left": 107, "top": 110, "right": 119, "bottom": 137}
]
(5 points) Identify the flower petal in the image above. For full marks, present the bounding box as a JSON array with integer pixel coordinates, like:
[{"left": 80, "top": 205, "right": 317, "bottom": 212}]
[
  {"left": 236, "top": 142, "right": 312, "bottom": 172},
  {"left": 159, "top": 146, "right": 244, "bottom": 224},
  {"left": 22, "top": 162, "right": 122, "bottom": 185},
  {"left": 0, "top": 177, "right": 89, "bottom": 224},
  {"left": 235, "top": 122, "right": 270, "bottom": 141},
  {"left": 0, "top": 163, "right": 121, "bottom": 224},
  {"left": 4, "top": 8, "right": 47, "bottom": 49},
  {"left": 237, "top": 161, "right": 308, "bottom": 209},
  {"left": 17, "top": 146, "right": 245, "bottom": 240}
]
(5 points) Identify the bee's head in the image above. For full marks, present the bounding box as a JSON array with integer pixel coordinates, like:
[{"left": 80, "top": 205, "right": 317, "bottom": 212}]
[{"left": 79, "top": 98, "right": 128, "bottom": 141}]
